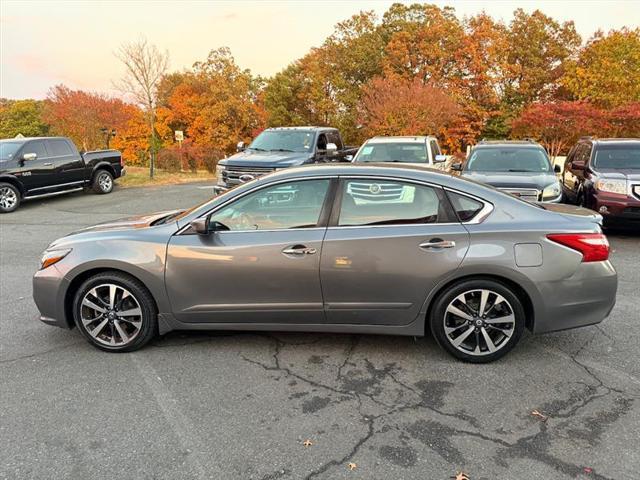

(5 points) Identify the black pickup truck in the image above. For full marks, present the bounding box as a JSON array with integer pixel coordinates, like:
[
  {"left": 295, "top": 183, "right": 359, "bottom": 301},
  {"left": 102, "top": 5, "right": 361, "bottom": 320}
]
[
  {"left": 0, "top": 137, "right": 125, "bottom": 213},
  {"left": 215, "top": 126, "right": 356, "bottom": 192}
]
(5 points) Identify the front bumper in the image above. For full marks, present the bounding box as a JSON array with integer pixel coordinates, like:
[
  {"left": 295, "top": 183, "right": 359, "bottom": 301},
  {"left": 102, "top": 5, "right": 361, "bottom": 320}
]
[
  {"left": 33, "top": 265, "right": 72, "bottom": 329},
  {"left": 533, "top": 260, "right": 618, "bottom": 334},
  {"left": 593, "top": 191, "right": 640, "bottom": 224}
]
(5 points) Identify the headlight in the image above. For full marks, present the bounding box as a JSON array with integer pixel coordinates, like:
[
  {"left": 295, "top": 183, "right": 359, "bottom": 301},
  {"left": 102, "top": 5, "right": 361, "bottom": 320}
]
[
  {"left": 596, "top": 179, "right": 627, "bottom": 195},
  {"left": 40, "top": 248, "right": 71, "bottom": 270},
  {"left": 542, "top": 181, "right": 561, "bottom": 200},
  {"left": 215, "top": 164, "right": 226, "bottom": 185}
]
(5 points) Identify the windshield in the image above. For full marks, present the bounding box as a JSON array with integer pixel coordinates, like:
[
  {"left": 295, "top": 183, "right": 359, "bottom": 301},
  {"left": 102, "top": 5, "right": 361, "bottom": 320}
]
[
  {"left": 248, "top": 130, "right": 314, "bottom": 153},
  {"left": 593, "top": 145, "right": 640, "bottom": 169},
  {"left": 0, "top": 142, "right": 23, "bottom": 161},
  {"left": 466, "top": 147, "right": 552, "bottom": 173},
  {"left": 354, "top": 142, "right": 428, "bottom": 163}
]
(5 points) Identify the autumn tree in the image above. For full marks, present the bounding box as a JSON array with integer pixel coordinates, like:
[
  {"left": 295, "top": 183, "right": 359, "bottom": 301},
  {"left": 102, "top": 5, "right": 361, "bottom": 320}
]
[
  {"left": 115, "top": 38, "right": 169, "bottom": 177},
  {"left": 562, "top": 28, "right": 640, "bottom": 107},
  {"left": 511, "top": 101, "right": 609, "bottom": 158},
  {"left": 359, "top": 76, "right": 459, "bottom": 139},
  {"left": 501, "top": 9, "right": 581, "bottom": 109},
  {"left": 43, "top": 85, "right": 134, "bottom": 151},
  {"left": 0, "top": 99, "right": 49, "bottom": 138},
  {"left": 607, "top": 102, "right": 640, "bottom": 137}
]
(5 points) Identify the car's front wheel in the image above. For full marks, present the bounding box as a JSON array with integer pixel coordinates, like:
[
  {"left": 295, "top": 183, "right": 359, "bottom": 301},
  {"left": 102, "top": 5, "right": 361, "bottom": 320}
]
[
  {"left": 72, "top": 272, "right": 157, "bottom": 352},
  {"left": 430, "top": 279, "right": 525, "bottom": 363},
  {"left": 0, "top": 182, "right": 21, "bottom": 213},
  {"left": 93, "top": 170, "right": 114, "bottom": 194}
]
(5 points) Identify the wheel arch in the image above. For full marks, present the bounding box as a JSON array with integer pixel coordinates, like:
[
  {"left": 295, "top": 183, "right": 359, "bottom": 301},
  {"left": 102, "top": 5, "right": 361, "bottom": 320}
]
[
  {"left": 63, "top": 267, "right": 160, "bottom": 329},
  {"left": 91, "top": 163, "right": 116, "bottom": 181},
  {"left": 0, "top": 175, "right": 26, "bottom": 197},
  {"left": 424, "top": 273, "right": 536, "bottom": 334}
]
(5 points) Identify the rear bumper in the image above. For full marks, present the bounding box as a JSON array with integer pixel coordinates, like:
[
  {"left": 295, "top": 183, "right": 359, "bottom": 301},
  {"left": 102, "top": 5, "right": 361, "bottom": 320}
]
[{"left": 532, "top": 261, "right": 618, "bottom": 334}]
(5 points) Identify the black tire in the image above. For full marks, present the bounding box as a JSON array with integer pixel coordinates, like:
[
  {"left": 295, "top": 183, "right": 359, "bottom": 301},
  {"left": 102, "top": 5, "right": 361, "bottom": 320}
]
[
  {"left": 0, "top": 182, "right": 21, "bottom": 213},
  {"left": 429, "top": 278, "right": 526, "bottom": 363},
  {"left": 92, "top": 169, "right": 114, "bottom": 194},
  {"left": 72, "top": 271, "right": 157, "bottom": 352}
]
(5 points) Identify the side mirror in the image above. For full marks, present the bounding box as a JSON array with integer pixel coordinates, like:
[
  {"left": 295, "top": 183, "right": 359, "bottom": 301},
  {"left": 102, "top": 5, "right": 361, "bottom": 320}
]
[
  {"left": 451, "top": 162, "right": 463, "bottom": 171},
  {"left": 571, "top": 160, "right": 585, "bottom": 171},
  {"left": 325, "top": 143, "right": 337, "bottom": 155},
  {"left": 344, "top": 154, "right": 354, "bottom": 162},
  {"left": 236, "top": 141, "right": 245, "bottom": 152},
  {"left": 434, "top": 154, "right": 447, "bottom": 164},
  {"left": 190, "top": 217, "right": 210, "bottom": 235},
  {"left": 554, "top": 164, "right": 561, "bottom": 173},
  {"left": 22, "top": 153, "right": 37, "bottom": 161}
]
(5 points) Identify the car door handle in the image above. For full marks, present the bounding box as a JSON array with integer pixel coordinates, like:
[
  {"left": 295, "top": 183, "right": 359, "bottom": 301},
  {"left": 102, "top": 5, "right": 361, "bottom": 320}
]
[
  {"left": 419, "top": 239, "right": 456, "bottom": 250},
  {"left": 43, "top": 162, "right": 53, "bottom": 166},
  {"left": 282, "top": 245, "right": 317, "bottom": 256}
]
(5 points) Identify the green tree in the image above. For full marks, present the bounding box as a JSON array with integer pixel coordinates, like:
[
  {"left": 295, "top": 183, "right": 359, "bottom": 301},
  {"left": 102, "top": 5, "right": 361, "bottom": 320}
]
[
  {"left": 0, "top": 99, "right": 49, "bottom": 138},
  {"left": 562, "top": 28, "right": 640, "bottom": 108}
]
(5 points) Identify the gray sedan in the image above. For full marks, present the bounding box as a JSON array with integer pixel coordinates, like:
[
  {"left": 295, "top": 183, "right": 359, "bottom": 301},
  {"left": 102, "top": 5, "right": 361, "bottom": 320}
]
[{"left": 33, "top": 164, "right": 617, "bottom": 362}]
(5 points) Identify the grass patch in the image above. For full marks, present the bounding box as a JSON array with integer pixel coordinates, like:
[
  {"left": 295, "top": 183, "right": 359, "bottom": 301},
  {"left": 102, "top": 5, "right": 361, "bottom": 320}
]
[{"left": 119, "top": 166, "right": 215, "bottom": 188}]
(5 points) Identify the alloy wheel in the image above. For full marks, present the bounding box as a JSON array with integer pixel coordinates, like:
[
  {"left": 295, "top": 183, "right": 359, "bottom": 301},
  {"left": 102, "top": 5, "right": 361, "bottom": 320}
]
[
  {"left": 98, "top": 173, "right": 113, "bottom": 192},
  {"left": 80, "top": 283, "right": 142, "bottom": 347},
  {"left": 0, "top": 187, "right": 18, "bottom": 210},
  {"left": 443, "top": 289, "right": 515, "bottom": 356}
]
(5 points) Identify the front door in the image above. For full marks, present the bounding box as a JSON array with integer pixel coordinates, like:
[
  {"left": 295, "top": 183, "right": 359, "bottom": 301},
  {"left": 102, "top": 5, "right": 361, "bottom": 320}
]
[
  {"left": 16, "top": 140, "right": 57, "bottom": 193},
  {"left": 320, "top": 177, "right": 470, "bottom": 326},
  {"left": 166, "top": 178, "right": 334, "bottom": 324}
]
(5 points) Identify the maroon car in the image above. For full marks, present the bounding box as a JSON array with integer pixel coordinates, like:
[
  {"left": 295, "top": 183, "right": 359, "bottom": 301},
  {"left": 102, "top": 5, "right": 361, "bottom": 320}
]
[{"left": 562, "top": 138, "right": 640, "bottom": 226}]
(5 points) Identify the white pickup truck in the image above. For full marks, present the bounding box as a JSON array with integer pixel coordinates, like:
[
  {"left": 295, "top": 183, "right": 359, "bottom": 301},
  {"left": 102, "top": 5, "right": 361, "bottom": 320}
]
[{"left": 351, "top": 135, "right": 448, "bottom": 170}]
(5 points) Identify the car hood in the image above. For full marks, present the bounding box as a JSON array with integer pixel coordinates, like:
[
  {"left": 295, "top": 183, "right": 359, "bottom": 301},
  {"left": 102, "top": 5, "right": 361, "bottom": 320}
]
[
  {"left": 595, "top": 169, "right": 640, "bottom": 181},
  {"left": 70, "top": 210, "right": 182, "bottom": 235},
  {"left": 461, "top": 171, "right": 557, "bottom": 189},
  {"left": 221, "top": 150, "right": 312, "bottom": 168}
]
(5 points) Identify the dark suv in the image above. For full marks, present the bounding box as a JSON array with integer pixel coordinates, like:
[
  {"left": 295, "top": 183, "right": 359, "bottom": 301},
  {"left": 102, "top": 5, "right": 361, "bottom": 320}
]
[
  {"left": 452, "top": 140, "right": 562, "bottom": 203},
  {"left": 562, "top": 138, "right": 640, "bottom": 226}
]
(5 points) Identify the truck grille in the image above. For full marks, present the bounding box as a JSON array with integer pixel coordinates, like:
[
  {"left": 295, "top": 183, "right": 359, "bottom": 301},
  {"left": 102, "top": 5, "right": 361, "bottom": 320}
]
[
  {"left": 347, "top": 182, "right": 405, "bottom": 201},
  {"left": 223, "top": 166, "right": 275, "bottom": 186},
  {"left": 498, "top": 188, "right": 540, "bottom": 202}
]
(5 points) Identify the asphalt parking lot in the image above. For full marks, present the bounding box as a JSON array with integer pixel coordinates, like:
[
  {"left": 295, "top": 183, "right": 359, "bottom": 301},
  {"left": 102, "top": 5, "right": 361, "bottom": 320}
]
[{"left": 1, "top": 183, "right": 639, "bottom": 480}]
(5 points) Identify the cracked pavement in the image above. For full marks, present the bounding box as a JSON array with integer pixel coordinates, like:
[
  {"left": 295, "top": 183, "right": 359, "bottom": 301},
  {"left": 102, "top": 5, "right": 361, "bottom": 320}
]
[{"left": 1, "top": 183, "right": 639, "bottom": 480}]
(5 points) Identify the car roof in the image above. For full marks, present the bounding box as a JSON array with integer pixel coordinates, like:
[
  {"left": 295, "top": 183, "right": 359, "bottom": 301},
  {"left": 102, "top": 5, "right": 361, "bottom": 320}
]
[
  {"left": 365, "top": 136, "right": 435, "bottom": 144},
  {"left": 264, "top": 126, "right": 335, "bottom": 132},
  {"left": 474, "top": 140, "right": 543, "bottom": 149},
  {"left": 590, "top": 138, "right": 640, "bottom": 145},
  {"left": 0, "top": 137, "right": 65, "bottom": 143}
]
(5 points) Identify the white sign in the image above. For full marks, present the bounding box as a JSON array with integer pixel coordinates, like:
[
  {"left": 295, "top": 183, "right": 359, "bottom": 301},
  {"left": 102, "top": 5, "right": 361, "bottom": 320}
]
[{"left": 174, "top": 130, "right": 184, "bottom": 142}]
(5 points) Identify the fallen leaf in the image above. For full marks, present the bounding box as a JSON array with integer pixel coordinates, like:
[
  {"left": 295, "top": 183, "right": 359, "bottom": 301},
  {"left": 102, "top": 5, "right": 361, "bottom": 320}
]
[
  {"left": 347, "top": 462, "right": 357, "bottom": 471},
  {"left": 584, "top": 467, "right": 593, "bottom": 474},
  {"left": 531, "top": 409, "right": 548, "bottom": 422},
  {"left": 303, "top": 439, "right": 313, "bottom": 447},
  {"left": 451, "top": 472, "right": 469, "bottom": 480}
]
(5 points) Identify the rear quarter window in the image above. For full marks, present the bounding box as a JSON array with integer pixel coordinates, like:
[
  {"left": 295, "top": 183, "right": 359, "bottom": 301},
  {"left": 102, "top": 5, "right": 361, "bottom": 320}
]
[{"left": 446, "top": 191, "right": 484, "bottom": 222}]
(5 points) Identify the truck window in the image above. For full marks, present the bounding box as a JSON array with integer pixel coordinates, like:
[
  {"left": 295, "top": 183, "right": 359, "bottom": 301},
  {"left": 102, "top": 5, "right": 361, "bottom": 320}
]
[
  {"left": 327, "top": 131, "right": 343, "bottom": 150},
  {"left": 317, "top": 134, "right": 327, "bottom": 151},
  {"left": 47, "top": 139, "right": 74, "bottom": 156},
  {"left": 430, "top": 140, "right": 441, "bottom": 158},
  {"left": 23, "top": 140, "right": 48, "bottom": 159}
]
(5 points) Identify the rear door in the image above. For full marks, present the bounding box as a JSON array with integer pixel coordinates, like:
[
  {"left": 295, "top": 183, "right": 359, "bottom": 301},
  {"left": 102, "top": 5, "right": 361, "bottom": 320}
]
[
  {"left": 45, "top": 138, "right": 85, "bottom": 185},
  {"left": 320, "top": 177, "right": 470, "bottom": 326}
]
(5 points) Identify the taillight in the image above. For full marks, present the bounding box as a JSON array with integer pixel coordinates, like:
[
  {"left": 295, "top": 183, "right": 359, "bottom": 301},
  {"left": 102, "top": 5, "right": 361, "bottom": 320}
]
[{"left": 547, "top": 233, "right": 610, "bottom": 262}]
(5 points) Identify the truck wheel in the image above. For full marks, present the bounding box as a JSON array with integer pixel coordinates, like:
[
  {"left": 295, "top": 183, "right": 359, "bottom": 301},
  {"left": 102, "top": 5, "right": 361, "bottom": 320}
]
[
  {"left": 93, "top": 170, "right": 114, "bottom": 194},
  {"left": 0, "top": 182, "right": 21, "bottom": 213}
]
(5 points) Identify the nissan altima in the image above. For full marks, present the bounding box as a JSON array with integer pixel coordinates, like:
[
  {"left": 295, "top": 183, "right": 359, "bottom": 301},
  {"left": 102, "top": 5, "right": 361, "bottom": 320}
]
[{"left": 33, "top": 164, "right": 617, "bottom": 362}]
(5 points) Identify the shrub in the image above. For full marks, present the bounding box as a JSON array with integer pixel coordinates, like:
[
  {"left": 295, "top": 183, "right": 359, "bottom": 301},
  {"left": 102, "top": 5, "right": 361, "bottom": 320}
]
[{"left": 156, "top": 148, "right": 181, "bottom": 173}]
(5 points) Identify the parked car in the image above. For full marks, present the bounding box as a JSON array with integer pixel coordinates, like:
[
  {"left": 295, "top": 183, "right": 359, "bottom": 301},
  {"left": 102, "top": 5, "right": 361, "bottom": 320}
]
[
  {"left": 33, "top": 164, "right": 616, "bottom": 363},
  {"left": 352, "top": 136, "right": 448, "bottom": 169},
  {"left": 452, "top": 140, "right": 562, "bottom": 203},
  {"left": 561, "top": 137, "right": 640, "bottom": 226},
  {"left": 214, "top": 126, "right": 356, "bottom": 193},
  {"left": 0, "top": 137, "right": 124, "bottom": 213}
]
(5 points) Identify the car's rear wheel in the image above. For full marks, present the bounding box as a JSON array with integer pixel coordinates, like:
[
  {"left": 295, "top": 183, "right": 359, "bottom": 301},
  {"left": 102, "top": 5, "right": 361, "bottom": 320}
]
[
  {"left": 430, "top": 279, "right": 525, "bottom": 363},
  {"left": 93, "top": 170, "right": 114, "bottom": 194},
  {"left": 0, "top": 182, "right": 21, "bottom": 213},
  {"left": 72, "top": 272, "right": 157, "bottom": 352}
]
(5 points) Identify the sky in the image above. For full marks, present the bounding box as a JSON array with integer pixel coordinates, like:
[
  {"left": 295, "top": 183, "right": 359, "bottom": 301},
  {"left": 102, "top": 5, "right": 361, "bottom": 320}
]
[{"left": 1, "top": 0, "right": 639, "bottom": 100}]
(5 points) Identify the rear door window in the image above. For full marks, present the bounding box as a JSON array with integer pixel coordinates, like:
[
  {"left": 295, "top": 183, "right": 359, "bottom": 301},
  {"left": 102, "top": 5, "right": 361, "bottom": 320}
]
[
  {"left": 338, "top": 179, "right": 452, "bottom": 226},
  {"left": 47, "top": 139, "right": 74, "bottom": 156}
]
